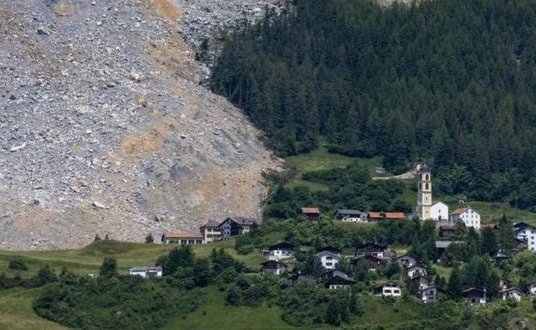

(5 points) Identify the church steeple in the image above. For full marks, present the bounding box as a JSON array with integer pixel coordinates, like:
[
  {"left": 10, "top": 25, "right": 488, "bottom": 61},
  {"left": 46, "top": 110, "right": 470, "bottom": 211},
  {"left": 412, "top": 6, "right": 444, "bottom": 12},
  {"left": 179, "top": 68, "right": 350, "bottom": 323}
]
[{"left": 417, "top": 164, "right": 432, "bottom": 220}]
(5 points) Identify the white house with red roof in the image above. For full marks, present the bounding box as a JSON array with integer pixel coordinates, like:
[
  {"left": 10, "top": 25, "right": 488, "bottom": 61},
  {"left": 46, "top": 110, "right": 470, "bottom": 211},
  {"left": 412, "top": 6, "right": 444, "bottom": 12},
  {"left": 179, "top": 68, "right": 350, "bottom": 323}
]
[{"left": 449, "top": 207, "right": 481, "bottom": 230}]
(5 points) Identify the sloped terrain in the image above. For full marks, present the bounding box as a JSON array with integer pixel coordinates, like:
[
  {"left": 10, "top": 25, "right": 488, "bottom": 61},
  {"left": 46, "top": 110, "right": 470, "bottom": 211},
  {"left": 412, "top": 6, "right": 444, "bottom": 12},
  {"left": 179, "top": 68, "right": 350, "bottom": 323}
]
[{"left": 0, "top": 0, "right": 280, "bottom": 250}]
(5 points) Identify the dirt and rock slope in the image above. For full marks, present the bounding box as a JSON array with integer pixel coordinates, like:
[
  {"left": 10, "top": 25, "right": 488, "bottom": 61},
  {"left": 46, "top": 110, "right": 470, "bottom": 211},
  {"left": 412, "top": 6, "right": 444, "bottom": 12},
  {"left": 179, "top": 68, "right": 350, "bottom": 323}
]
[{"left": 0, "top": 0, "right": 281, "bottom": 250}]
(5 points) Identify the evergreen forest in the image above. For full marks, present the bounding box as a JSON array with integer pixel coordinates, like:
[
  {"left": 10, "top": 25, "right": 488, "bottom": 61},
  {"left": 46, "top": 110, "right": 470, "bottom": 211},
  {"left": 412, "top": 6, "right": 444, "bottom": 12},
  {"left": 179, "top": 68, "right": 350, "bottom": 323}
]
[{"left": 210, "top": 0, "right": 536, "bottom": 209}]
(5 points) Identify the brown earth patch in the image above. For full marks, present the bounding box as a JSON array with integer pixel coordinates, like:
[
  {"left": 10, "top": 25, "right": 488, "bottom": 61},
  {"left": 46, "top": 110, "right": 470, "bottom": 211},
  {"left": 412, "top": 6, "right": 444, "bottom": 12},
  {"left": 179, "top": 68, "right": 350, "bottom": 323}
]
[
  {"left": 52, "top": 2, "right": 74, "bottom": 17},
  {"left": 150, "top": 0, "right": 181, "bottom": 22},
  {"left": 120, "top": 120, "right": 173, "bottom": 156}
]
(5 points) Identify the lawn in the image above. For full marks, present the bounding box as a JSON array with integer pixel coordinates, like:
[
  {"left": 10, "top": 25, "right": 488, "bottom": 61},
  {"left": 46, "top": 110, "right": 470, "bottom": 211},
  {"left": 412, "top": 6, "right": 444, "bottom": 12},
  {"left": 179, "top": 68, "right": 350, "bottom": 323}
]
[
  {"left": 0, "top": 287, "right": 64, "bottom": 330},
  {"left": 164, "top": 286, "right": 297, "bottom": 330},
  {"left": 0, "top": 239, "right": 264, "bottom": 276},
  {"left": 285, "top": 144, "right": 381, "bottom": 191}
]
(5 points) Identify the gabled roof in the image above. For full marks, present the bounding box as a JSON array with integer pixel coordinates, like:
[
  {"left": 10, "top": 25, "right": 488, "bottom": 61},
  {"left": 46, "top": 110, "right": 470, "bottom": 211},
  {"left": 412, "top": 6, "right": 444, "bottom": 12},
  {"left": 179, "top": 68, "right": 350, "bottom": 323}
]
[
  {"left": 418, "top": 164, "right": 431, "bottom": 173},
  {"left": 368, "top": 212, "right": 405, "bottom": 220},
  {"left": 376, "top": 281, "right": 400, "bottom": 290},
  {"left": 435, "top": 240, "right": 465, "bottom": 249},
  {"left": 336, "top": 209, "right": 366, "bottom": 216},
  {"left": 500, "top": 287, "right": 521, "bottom": 294},
  {"left": 324, "top": 270, "right": 355, "bottom": 285},
  {"left": 450, "top": 208, "right": 468, "bottom": 215},
  {"left": 200, "top": 219, "right": 220, "bottom": 228},
  {"left": 432, "top": 201, "right": 448, "bottom": 207},
  {"left": 225, "top": 217, "right": 257, "bottom": 225},
  {"left": 268, "top": 242, "right": 295, "bottom": 251},
  {"left": 481, "top": 223, "right": 497, "bottom": 230},
  {"left": 356, "top": 242, "right": 388, "bottom": 252},
  {"left": 407, "top": 265, "right": 427, "bottom": 272},
  {"left": 261, "top": 260, "right": 287, "bottom": 270},
  {"left": 315, "top": 250, "right": 342, "bottom": 258},
  {"left": 513, "top": 222, "right": 533, "bottom": 229},
  {"left": 130, "top": 266, "right": 162, "bottom": 272},
  {"left": 317, "top": 246, "right": 342, "bottom": 253},
  {"left": 163, "top": 231, "right": 204, "bottom": 239},
  {"left": 301, "top": 207, "right": 320, "bottom": 214},
  {"left": 462, "top": 288, "right": 485, "bottom": 296},
  {"left": 395, "top": 255, "right": 416, "bottom": 261}
]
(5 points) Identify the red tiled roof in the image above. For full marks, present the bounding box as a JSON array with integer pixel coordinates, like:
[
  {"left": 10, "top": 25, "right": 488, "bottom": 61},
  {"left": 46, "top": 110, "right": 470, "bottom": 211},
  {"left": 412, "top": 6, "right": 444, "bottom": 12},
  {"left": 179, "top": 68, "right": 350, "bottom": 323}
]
[
  {"left": 301, "top": 207, "right": 320, "bottom": 214},
  {"left": 163, "top": 231, "right": 203, "bottom": 239},
  {"left": 368, "top": 212, "right": 405, "bottom": 220},
  {"left": 450, "top": 208, "right": 467, "bottom": 215}
]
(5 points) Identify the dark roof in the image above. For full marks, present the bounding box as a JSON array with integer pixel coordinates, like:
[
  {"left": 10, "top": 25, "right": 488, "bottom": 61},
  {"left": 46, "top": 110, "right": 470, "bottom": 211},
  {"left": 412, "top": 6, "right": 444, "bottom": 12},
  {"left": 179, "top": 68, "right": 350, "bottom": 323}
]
[
  {"left": 419, "top": 164, "right": 431, "bottom": 173},
  {"left": 513, "top": 222, "right": 533, "bottom": 229},
  {"left": 222, "top": 217, "right": 257, "bottom": 226},
  {"left": 130, "top": 266, "right": 162, "bottom": 272},
  {"left": 261, "top": 260, "right": 287, "bottom": 270},
  {"left": 463, "top": 288, "right": 485, "bottom": 296},
  {"left": 336, "top": 209, "right": 366, "bottom": 216},
  {"left": 201, "top": 219, "right": 220, "bottom": 228},
  {"left": 324, "top": 270, "right": 355, "bottom": 285},
  {"left": 317, "top": 246, "right": 342, "bottom": 253},
  {"left": 395, "top": 255, "right": 416, "bottom": 261},
  {"left": 268, "top": 242, "right": 295, "bottom": 251},
  {"left": 356, "top": 242, "right": 388, "bottom": 252}
]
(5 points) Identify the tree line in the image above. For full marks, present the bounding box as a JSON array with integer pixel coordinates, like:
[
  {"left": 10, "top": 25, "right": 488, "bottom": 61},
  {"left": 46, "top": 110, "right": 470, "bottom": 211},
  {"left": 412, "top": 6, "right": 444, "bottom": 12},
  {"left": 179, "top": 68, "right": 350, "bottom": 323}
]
[{"left": 211, "top": 0, "right": 536, "bottom": 209}]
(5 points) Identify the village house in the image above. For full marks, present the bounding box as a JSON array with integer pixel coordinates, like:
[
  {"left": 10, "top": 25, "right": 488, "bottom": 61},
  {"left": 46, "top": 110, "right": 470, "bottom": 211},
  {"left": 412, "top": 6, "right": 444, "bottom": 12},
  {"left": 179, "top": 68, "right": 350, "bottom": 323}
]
[
  {"left": 514, "top": 222, "right": 535, "bottom": 241},
  {"left": 395, "top": 255, "right": 417, "bottom": 269},
  {"left": 500, "top": 288, "right": 522, "bottom": 302},
  {"left": 463, "top": 288, "right": 487, "bottom": 305},
  {"left": 368, "top": 212, "right": 405, "bottom": 222},
  {"left": 449, "top": 207, "right": 481, "bottom": 230},
  {"left": 200, "top": 219, "right": 222, "bottom": 242},
  {"left": 419, "top": 286, "right": 438, "bottom": 303},
  {"left": 435, "top": 240, "right": 465, "bottom": 260},
  {"left": 323, "top": 270, "right": 356, "bottom": 289},
  {"left": 301, "top": 207, "right": 321, "bottom": 221},
  {"left": 437, "top": 222, "right": 457, "bottom": 238},
  {"left": 219, "top": 217, "right": 258, "bottom": 240},
  {"left": 261, "top": 260, "right": 287, "bottom": 276},
  {"left": 411, "top": 275, "right": 429, "bottom": 291},
  {"left": 315, "top": 247, "right": 342, "bottom": 270},
  {"left": 335, "top": 209, "right": 368, "bottom": 222},
  {"left": 161, "top": 231, "right": 204, "bottom": 245},
  {"left": 355, "top": 242, "right": 389, "bottom": 259},
  {"left": 375, "top": 282, "right": 402, "bottom": 297},
  {"left": 265, "top": 242, "right": 295, "bottom": 261},
  {"left": 407, "top": 265, "right": 427, "bottom": 279},
  {"left": 129, "top": 266, "right": 163, "bottom": 278},
  {"left": 352, "top": 255, "right": 384, "bottom": 271}
]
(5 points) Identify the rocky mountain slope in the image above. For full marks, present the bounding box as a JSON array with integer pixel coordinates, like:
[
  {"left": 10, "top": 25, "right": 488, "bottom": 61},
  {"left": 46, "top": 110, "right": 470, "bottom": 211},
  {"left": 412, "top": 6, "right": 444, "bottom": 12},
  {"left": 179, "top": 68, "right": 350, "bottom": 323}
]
[{"left": 0, "top": 0, "right": 281, "bottom": 250}]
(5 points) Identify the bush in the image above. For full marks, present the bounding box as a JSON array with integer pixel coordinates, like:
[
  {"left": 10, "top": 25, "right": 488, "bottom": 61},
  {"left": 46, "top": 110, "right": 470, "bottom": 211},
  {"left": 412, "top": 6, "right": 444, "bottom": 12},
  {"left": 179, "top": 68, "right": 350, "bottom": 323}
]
[{"left": 8, "top": 259, "right": 28, "bottom": 271}]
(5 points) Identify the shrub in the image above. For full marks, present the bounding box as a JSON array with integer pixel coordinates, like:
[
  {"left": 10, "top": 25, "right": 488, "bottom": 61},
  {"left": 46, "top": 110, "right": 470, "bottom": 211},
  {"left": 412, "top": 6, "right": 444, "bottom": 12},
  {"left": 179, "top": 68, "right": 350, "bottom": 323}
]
[{"left": 8, "top": 259, "right": 28, "bottom": 271}]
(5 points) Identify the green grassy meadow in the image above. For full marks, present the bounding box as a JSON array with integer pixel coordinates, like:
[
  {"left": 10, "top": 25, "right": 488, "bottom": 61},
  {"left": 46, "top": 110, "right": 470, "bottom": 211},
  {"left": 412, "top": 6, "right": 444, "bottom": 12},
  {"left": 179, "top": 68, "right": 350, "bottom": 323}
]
[{"left": 164, "top": 287, "right": 298, "bottom": 330}]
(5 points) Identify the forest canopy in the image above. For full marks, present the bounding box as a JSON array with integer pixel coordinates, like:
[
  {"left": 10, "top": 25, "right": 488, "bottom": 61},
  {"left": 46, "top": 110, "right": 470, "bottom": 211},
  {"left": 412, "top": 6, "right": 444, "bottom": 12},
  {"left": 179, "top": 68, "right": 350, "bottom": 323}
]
[{"left": 210, "top": 0, "right": 536, "bottom": 208}]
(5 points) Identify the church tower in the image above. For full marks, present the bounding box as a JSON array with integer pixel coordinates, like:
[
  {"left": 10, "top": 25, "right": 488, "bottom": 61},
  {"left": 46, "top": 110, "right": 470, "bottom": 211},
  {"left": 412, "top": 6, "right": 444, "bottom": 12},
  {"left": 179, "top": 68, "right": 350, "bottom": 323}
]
[{"left": 417, "top": 164, "right": 432, "bottom": 220}]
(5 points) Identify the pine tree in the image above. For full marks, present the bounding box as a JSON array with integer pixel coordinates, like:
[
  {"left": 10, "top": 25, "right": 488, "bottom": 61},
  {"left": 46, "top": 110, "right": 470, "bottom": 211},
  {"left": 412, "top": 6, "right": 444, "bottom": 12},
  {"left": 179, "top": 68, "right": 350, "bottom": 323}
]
[{"left": 448, "top": 266, "right": 463, "bottom": 300}]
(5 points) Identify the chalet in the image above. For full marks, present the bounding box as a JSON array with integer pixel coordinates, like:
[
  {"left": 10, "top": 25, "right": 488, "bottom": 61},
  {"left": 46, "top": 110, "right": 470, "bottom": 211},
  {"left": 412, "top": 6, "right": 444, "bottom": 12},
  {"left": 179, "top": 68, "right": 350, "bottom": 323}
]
[
  {"left": 375, "top": 282, "right": 402, "bottom": 297},
  {"left": 266, "top": 242, "right": 295, "bottom": 261},
  {"left": 301, "top": 207, "right": 321, "bottom": 221},
  {"left": 219, "top": 217, "right": 258, "bottom": 240},
  {"left": 411, "top": 275, "right": 429, "bottom": 290},
  {"left": 395, "top": 255, "right": 417, "bottom": 269},
  {"left": 463, "top": 288, "right": 486, "bottom": 305},
  {"left": 514, "top": 222, "right": 534, "bottom": 240},
  {"left": 437, "top": 222, "right": 457, "bottom": 238},
  {"left": 500, "top": 288, "right": 522, "bottom": 302},
  {"left": 449, "top": 207, "right": 481, "bottom": 230},
  {"left": 200, "top": 219, "right": 221, "bottom": 242},
  {"left": 129, "top": 266, "right": 163, "bottom": 278},
  {"left": 368, "top": 212, "right": 405, "bottom": 222},
  {"left": 430, "top": 202, "right": 449, "bottom": 221},
  {"left": 335, "top": 209, "right": 368, "bottom": 222},
  {"left": 315, "top": 248, "right": 342, "bottom": 270},
  {"left": 323, "top": 270, "right": 356, "bottom": 289},
  {"left": 352, "top": 255, "right": 384, "bottom": 271},
  {"left": 355, "top": 242, "right": 389, "bottom": 259},
  {"left": 162, "top": 231, "right": 204, "bottom": 245},
  {"left": 261, "top": 260, "right": 287, "bottom": 276},
  {"left": 419, "top": 286, "right": 438, "bottom": 303},
  {"left": 407, "top": 265, "right": 427, "bottom": 279}
]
